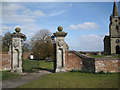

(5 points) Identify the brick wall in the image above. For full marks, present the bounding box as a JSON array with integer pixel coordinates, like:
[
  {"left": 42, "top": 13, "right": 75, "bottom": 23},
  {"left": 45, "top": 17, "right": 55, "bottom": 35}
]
[
  {"left": 23, "top": 52, "right": 32, "bottom": 60},
  {"left": 65, "top": 51, "right": 95, "bottom": 72},
  {"left": 65, "top": 51, "right": 120, "bottom": 73},
  {"left": 0, "top": 52, "right": 11, "bottom": 71},
  {"left": 95, "top": 58, "right": 120, "bottom": 73},
  {"left": 0, "top": 52, "right": 32, "bottom": 71},
  {"left": 65, "top": 51, "right": 83, "bottom": 70}
]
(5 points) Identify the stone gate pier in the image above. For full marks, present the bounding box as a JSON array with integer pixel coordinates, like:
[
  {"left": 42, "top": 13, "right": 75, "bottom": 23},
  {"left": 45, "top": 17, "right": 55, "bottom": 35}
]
[
  {"left": 11, "top": 27, "right": 26, "bottom": 73},
  {"left": 54, "top": 26, "right": 68, "bottom": 72}
]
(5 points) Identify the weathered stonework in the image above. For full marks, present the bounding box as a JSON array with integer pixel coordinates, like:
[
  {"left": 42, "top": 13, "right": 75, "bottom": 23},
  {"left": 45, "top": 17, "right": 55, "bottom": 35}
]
[
  {"left": 54, "top": 26, "right": 67, "bottom": 72},
  {"left": 11, "top": 27, "right": 26, "bottom": 73},
  {"left": 104, "top": 1, "right": 120, "bottom": 54}
]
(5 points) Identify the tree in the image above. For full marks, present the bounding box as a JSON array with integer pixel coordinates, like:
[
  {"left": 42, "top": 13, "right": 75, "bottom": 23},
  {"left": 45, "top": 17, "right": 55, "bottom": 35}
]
[
  {"left": 23, "top": 42, "right": 30, "bottom": 52},
  {"left": 2, "top": 32, "right": 12, "bottom": 51},
  {"left": 31, "top": 29, "right": 54, "bottom": 60}
]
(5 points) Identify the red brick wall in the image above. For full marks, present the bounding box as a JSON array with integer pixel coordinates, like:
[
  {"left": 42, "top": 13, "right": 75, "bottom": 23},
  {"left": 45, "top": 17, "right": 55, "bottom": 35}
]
[
  {"left": 0, "top": 52, "right": 11, "bottom": 71},
  {"left": 65, "top": 51, "right": 119, "bottom": 73},
  {"left": 65, "top": 51, "right": 95, "bottom": 72},
  {"left": 65, "top": 52, "right": 83, "bottom": 70},
  {"left": 95, "top": 58, "right": 120, "bottom": 73},
  {"left": 23, "top": 52, "right": 32, "bottom": 60}
]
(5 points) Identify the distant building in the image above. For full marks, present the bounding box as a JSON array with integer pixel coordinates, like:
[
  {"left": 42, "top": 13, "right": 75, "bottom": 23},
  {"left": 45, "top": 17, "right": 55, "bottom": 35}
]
[{"left": 104, "top": 1, "right": 120, "bottom": 55}]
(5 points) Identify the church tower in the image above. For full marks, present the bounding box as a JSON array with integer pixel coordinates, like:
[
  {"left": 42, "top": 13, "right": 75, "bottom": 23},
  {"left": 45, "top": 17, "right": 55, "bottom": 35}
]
[{"left": 104, "top": 1, "right": 120, "bottom": 54}]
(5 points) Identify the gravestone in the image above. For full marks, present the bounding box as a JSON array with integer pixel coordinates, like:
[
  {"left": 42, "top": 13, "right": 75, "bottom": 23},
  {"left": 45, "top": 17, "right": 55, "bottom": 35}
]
[
  {"left": 11, "top": 27, "right": 26, "bottom": 73},
  {"left": 54, "top": 26, "right": 67, "bottom": 72}
]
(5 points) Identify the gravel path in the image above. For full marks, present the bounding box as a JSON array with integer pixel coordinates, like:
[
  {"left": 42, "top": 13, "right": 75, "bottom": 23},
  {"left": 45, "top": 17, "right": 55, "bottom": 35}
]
[{"left": 2, "top": 70, "right": 52, "bottom": 88}]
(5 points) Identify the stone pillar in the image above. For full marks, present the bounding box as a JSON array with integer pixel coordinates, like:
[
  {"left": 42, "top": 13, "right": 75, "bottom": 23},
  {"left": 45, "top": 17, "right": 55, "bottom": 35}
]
[
  {"left": 54, "top": 26, "right": 67, "bottom": 72},
  {"left": 11, "top": 27, "right": 26, "bottom": 73}
]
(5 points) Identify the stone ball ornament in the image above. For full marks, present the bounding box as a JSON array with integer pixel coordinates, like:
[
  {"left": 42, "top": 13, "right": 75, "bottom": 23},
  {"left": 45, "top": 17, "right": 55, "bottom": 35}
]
[
  {"left": 15, "top": 27, "right": 21, "bottom": 32},
  {"left": 57, "top": 26, "right": 63, "bottom": 31}
]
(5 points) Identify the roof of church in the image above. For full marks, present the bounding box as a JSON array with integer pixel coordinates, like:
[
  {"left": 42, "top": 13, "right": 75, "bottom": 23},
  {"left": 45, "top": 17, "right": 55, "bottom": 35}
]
[{"left": 113, "top": 0, "right": 119, "bottom": 16}]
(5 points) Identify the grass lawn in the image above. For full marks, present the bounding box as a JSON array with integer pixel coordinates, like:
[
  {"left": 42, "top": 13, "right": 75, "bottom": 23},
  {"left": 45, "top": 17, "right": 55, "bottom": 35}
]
[
  {"left": 20, "top": 72, "right": 119, "bottom": 88},
  {"left": 23, "top": 59, "right": 54, "bottom": 72},
  {"left": 39, "top": 60, "right": 54, "bottom": 70},
  {"left": 2, "top": 71, "right": 19, "bottom": 80},
  {"left": 90, "top": 55, "right": 107, "bottom": 58},
  {"left": 89, "top": 54, "right": 120, "bottom": 58}
]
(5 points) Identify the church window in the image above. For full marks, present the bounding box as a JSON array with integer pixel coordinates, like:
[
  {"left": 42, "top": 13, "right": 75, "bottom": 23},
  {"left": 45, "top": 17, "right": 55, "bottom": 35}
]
[
  {"left": 116, "top": 26, "right": 119, "bottom": 30},
  {"left": 115, "top": 20, "right": 117, "bottom": 22},
  {"left": 116, "top": 39, "right": 119, "bottom": 43}
]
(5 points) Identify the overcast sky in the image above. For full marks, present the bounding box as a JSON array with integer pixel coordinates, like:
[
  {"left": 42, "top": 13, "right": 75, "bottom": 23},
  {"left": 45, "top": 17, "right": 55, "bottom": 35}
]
[{"left": 1, "top": 1, "right": 120, "bottom": 51}]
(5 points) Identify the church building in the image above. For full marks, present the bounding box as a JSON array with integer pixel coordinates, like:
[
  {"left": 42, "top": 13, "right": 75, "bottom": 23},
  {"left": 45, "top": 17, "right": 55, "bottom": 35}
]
[{"left": 104, "top": 1, "right": 120, "bottom": 55}]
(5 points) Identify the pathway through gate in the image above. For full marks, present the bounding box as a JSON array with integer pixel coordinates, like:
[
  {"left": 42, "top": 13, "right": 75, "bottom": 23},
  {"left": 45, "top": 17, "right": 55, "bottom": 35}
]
[{"left": 2, "top": 70, "right": 51, "bottom": 88}]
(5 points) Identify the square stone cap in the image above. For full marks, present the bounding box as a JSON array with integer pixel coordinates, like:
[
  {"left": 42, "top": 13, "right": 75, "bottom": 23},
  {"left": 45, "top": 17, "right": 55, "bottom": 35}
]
[
  {"left": 11, "top": 32, "right": 26, "bottom": 41},
  {"left": 54, "top": 31, "right": 67, "bottom": 37}
]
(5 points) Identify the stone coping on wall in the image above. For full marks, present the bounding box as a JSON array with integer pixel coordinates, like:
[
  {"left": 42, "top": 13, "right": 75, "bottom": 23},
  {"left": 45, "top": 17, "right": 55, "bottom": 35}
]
[{"left": 67, "top": 51, "right": 95, "bottom": 61}]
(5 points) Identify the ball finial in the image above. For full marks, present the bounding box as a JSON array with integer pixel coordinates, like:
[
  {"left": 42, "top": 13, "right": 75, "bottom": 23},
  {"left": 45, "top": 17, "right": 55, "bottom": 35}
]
[
  {"left": 57, "top": 26, "right": 63, "bottom": 31},
  {"left": 15, "top": 27, "right": 21, "bottom": 32}
]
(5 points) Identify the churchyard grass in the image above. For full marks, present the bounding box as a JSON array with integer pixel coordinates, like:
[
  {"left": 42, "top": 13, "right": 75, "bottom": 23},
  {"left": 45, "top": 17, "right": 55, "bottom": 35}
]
[
  {"left": 90, "top": 54, "right": 120, "bottom": 58},
  {"left": 22, "top": 59, "right": 40, "bottom": 72},
  {"left": 2, "top": 71, "right": 19, "bottom": 80},
  {"left": 90, "top": 55, "right": 107, "bottom": 58},
  {"left": 23, "top": 59, "right": 54, "bottom": 72},
  {"left": 39, "top": 60, "right": 54, "bottom": 70},
  {"left": 20, "top": 72, "right": 119, "bottom": 88}
]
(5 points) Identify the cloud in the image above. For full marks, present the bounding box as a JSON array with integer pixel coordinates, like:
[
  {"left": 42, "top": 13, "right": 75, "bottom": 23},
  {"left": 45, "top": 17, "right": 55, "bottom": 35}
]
[
  {"left": 69, "top": 22, "right": 100, "bottom": 30},
  {"left": 2, "top": 25, "right": 13, "bottom": 31},
  {"left": 69, "top": 34, "right": 104, "bottom": 51},
  {"left": 32, "top": 10, "right": 46, "bottom": 16},
  {"left": 49, "top": 10, "right": 66, "bottom": 16},
  {"left": 2, "top": 3, "right": 46, "bottom": 24},
  {"left": 69, "top": 4, "right": 72, "bottom": 7}
]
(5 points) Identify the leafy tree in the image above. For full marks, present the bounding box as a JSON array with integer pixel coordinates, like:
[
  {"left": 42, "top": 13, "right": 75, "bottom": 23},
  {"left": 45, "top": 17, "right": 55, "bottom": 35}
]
[
  {"left": 2, "top": 32, "right": 12, "bottom": 51},
  {"left": 31, "top": 29, "right": 54, "bottom": 60}
]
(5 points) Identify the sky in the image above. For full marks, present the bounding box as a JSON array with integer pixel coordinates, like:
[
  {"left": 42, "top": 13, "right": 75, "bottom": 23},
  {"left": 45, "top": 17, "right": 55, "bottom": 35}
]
[{"left": 1, "top": 1, "right": 120, "bottom": 51}]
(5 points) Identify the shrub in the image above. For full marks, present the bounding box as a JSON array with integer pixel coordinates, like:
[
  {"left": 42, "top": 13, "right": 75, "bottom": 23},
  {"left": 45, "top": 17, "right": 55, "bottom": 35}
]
[
  {"left": 70, "top": 69, "right": 94, "bottom": 74},
  {"left": 96, "top": 71, "right": 112, "bottom": 74},
  {"left": 97, "top": 71, "right": 105, "bottom": 74}
]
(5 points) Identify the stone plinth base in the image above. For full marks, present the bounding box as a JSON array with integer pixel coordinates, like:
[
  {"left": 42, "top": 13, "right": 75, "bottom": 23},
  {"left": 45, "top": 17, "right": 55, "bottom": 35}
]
[
  {"left": 11, "top": 68, "right": 22, "bottom": 73},
  {"left": 55, "top": 68, "right": 66, "bottom": 72}
]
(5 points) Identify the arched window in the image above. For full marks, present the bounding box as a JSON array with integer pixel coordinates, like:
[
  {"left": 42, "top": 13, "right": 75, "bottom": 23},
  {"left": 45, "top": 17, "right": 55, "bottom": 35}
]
[
  {"left": 116, "top": 26, "right": 119, "bottom": 30},
  {"left": 116, "top": 45, "right": 120, "bottom": 54}
]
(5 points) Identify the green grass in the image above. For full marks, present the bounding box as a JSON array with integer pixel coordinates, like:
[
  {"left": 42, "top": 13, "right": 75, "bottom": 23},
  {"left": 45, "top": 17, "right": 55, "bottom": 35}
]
[
  {"left": 2, "top": 71, "right": 19, "bottom": 80},
  {"left": 90, "top": 54, "right": 120, "bottom": 58},
  {"left": 23, "top": 59, "right": 40, "bottom": 72},
  {"left": 23, "top": 59, "right": 54, "bottom": 72},
  {"left": 39, "top": 60, "right": 54, "bottom": 69},
  {"left": 20, "top": 72, "right": 119, "bottom": 88},
  {"left": 90, "top": 55, "right": 107, "bottom": 58}
]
